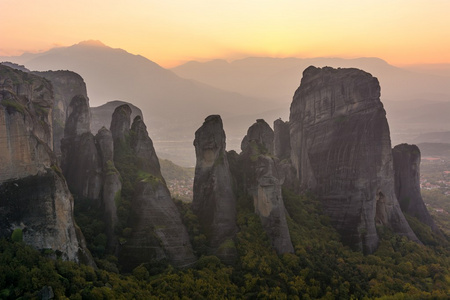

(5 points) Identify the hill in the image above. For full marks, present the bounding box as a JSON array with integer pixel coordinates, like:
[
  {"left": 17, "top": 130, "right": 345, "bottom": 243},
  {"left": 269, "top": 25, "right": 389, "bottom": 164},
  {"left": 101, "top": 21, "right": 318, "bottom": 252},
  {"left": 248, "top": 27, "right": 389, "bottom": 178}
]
[{"left": 0, "top": 41, "right": 278, "bottom": 166}]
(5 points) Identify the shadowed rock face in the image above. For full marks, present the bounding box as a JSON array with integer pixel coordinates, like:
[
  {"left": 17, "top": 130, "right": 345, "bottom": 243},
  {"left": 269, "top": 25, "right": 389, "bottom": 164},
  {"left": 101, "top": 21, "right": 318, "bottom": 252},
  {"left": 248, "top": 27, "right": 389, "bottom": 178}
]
[
  {"left": 289, "top": 66, "right": 418, "bottom": 253},
  {"left": 130, "top": 116, "right": 162, "bottom": 177},
  {"left": 193, "top": 115, "right": 237, "bottom": 261},
  {"left": 110, "top": 104, "right": 132, "bottom": 142},
  {"left": 95, "top": 127, "right": 120, "bottom": 252},
  {"left": 274, "top": 119, "right": 291, "bottom": 161},
  {"left": 239, "top": 119, "right": 294, "bottom": 255},
  {"left": 62, "top": 96, "right": 120, "bottom": 253},
  {"left": 61, "top": 95, "right": 102, "bottom": 201},
  {"left": 111, "top": 105, "right": 195, "bottom": 270},
  {"left": 0, "top": 65, "right": 93, "bottom": 264},
  {"left": 241, "top": 119, "right": 274, "bottom": 153},
  {"left": 393, "top": 144, "right": 439, "bottom": 233}
]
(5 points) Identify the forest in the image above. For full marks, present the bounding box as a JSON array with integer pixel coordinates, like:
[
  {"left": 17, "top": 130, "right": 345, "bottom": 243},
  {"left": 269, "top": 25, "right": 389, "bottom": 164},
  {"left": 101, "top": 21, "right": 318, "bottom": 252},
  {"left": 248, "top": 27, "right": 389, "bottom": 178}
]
[{"left": 1, "top": 187, "right": 449, "bottom": 299}]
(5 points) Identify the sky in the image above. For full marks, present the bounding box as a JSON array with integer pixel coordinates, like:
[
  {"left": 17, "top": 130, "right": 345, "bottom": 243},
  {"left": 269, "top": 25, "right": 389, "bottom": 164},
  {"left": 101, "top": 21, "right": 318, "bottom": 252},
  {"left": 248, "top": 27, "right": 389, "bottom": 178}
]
[{"left": 1, "top": 0, "right": 450, "bottom": 68}]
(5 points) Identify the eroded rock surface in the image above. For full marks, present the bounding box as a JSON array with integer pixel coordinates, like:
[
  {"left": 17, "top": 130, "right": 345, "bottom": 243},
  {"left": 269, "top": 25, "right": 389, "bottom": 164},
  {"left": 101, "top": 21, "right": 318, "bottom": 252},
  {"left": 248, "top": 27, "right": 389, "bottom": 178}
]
[
  {"left": 0, "top": 65, "right": 93, "bottom": 264},
  {"left": 111, "top": 105, "right": 195, "bottom": 270},
  {"left": 289, "top": 66, "right": 418, "bottom": 253},
  {"left": 193, "top": 115, "right": 237, "bottom": 261},
  {"left": 239, "top": 119, "right": 293, "bottom": 254},
  {"left": 393, "top": 143, "right": 439, "bottom": 233}
]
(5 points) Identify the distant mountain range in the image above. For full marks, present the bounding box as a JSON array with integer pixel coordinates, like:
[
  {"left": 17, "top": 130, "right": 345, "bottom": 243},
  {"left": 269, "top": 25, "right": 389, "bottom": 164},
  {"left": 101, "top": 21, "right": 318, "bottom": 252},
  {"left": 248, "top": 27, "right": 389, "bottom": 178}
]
[{"left": 2, "top": 40, "right": 449, "bottom": 165}]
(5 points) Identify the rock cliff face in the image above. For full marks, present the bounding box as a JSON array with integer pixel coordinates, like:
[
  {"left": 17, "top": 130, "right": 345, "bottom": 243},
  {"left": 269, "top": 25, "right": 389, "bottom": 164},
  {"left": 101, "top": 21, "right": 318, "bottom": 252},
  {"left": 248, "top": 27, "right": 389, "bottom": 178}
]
[
  {"left": 289, "top": 66, "right": 418, "bottom": 253},
  {"left": 193, "top": 115, "right": 237, "bottom": 260},
  {"left": 61, "top": 95, "right": 102, "bottom": 201},
  {"left": 34, "top": 70, "right": 88, "bottom": 160},
  {"left": 95, "top": 127, "right": 121, "bottom": 251},
  {"left": 273, "top": 119, "right": 291, "bottom": 161},
  {"left": 392, "top": 144, "right": 439, "bottom": 233},
  {"left": 239, "top": 119, "right": 294, "bottom": 254},
  {"left": 0, "top": 65, "right": 93, "bottom": 264},
  {"left": 111, "top": 105, "right": 195, "bottom": 270}
]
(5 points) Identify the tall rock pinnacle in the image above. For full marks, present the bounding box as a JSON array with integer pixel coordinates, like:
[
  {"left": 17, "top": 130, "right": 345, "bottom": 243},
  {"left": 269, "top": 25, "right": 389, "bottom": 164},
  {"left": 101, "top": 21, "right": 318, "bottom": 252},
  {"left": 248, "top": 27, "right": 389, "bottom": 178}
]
[
  {"left": 392, "top": 143, "right": 440, "bottom": 234},
  {"left": 111, "top": 105, "right": 195, "bottom": 270},
  {"left": 289, "top": 66, "right": 419, "bottom": 253},
  {"left": 193, "top": 115, "right": 237, "bottom": 261},
  {"left": 239, "top": 119, "right": 294, "bottom": 254}
]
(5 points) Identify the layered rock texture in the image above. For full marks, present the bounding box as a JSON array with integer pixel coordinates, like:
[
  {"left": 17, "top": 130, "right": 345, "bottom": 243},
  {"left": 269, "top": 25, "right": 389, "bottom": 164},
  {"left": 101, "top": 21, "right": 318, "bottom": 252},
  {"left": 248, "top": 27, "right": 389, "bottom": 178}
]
[
  {"left": 111, "top": 105, "right": 195, "bottom": 270},
  {"left": 0, "top": 65, "right": 93, "bottom": 264},
  {"left": 393, "top": 144, "right": 439, "bottom": 233},
  {"left": 289, "top": 66, "right": 418, "bottom": 253},
  {"left": 239, "top": 119, "right": 294, "bottom": 254},
  {"left": 193, "top": 115, "right": 237, "bottom": 261}
]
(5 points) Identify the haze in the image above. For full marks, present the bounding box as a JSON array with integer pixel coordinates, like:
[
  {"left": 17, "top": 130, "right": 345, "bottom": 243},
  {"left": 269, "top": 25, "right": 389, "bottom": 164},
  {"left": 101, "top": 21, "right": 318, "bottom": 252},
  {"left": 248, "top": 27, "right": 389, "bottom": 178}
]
[{"left": 1, "top": 0, "right": 450, "bottom": 67}]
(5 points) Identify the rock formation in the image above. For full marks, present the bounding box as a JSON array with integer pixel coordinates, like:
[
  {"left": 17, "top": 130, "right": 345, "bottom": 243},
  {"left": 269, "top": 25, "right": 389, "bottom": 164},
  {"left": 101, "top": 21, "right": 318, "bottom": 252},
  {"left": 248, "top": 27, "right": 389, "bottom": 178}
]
[
  {"left": 90, "top": 100, "right": 143, "bottom": 134},
  {"left": 241, "top": 119, "right": 274, "bottom": 154},
  {"left": 273, "top": 119, "right": 291, "bottom": 161},
  {"left": 111, "top": 104, "right": 195, "bottom": 270},
  {"left": 239, "top": 119, "right": 294, "bottom": 254},
  {"left": 193, "top": 115, "right": 237, "bottom": 261},
  {"left": 95, "top": 127, "right": 121, "bottom": 251},
  {"left": 61, "top": 95, "right": 102, "bottom": 201},
  {"left": 61, "top": 95, "right": 121, "bottom": 253},
  {"left": 34, "top": 70, "right": 88, "bottom": 160},
  {"left": 392, "top": 144, "right": 439, "bottom": 233},
  {"left": 0, "top": 65, "right": 93, "bottom": 264},
  {"left": 289, "top": 66, "right": 419, "bottom": 253}
]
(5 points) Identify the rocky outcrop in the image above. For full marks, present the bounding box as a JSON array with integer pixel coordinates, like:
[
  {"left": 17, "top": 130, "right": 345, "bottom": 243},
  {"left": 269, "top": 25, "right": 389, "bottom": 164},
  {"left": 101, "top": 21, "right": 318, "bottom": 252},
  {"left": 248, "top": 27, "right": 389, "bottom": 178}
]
[
  {"left": 0, "top": 65, "right": 93, "bottom": 264},
  {"left": 393, "top": 144, "right": 439, "bottom": 233},
  {"left": 193, "top": 115, "right": 237, "bottom": 261},
  {"left": 241, "top": 119, "right": 274, "bottom": 154},
  {"left": 61, "top": 95, "right": 121, "bottom": 253},
  {"left": 289, "top": 66, "right": 419, "bottom": 253},
  {"left": 95, "top": 127, "right": 121, "bottom": 251},
  {"left": 131, "top": 116, "right": 161, "bottom": 177},
  {"left": 274, "top": 119, "right": 291, "bottom": 161},
  {"left": 34, "top": 70, "right": 88, "bottom": 160},
  {"left": 239, "top": 119, "right": 293, "bottom": 254},
  {"left": 111, "top": 105, "right": 195, "bottom": 270},
  {"left": 91, "top": 100, "right": 143, "bottom": 134},
  {"left": 61, "top": 95, "right": 102, "bottom": 201},
  {"left": 110, "top": 104, "right": 132, "bottom": 143}
]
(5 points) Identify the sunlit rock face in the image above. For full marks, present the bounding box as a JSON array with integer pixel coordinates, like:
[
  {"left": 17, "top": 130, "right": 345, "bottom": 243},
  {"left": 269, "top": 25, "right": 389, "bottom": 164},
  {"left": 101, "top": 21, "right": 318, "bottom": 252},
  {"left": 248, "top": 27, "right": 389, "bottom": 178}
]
[
  {"left": 111, "top": 105, "right": 195, "bottom": 271},
  {"left": 289, "top": 66, "right": 419, "bottom": 253},
  {"left": 239, "top": 119, "right": 294, "bottom": 255},
  {"left": 393, "top": 143, "right": 439, "bottom": 233},
  {"left": 193, "top": 115, "right": 237, "bottom": 261},
  {"left": 0, "top": 65, "right": 93, "bottom": 265}
]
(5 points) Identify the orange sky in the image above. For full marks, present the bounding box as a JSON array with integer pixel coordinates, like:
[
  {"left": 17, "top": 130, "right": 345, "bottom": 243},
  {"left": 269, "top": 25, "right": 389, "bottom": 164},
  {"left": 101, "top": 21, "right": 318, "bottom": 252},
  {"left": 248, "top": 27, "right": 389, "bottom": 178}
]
[{"left": 1, "top": 0, "right": 449, "bottom": 68}]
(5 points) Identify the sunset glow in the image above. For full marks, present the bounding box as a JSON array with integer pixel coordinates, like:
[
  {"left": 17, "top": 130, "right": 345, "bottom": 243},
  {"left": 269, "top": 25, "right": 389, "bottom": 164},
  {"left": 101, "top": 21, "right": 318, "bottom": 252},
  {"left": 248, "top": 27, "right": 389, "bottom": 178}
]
[{"left": 1, "top": 0, "right": 449, "bottom": 67}]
